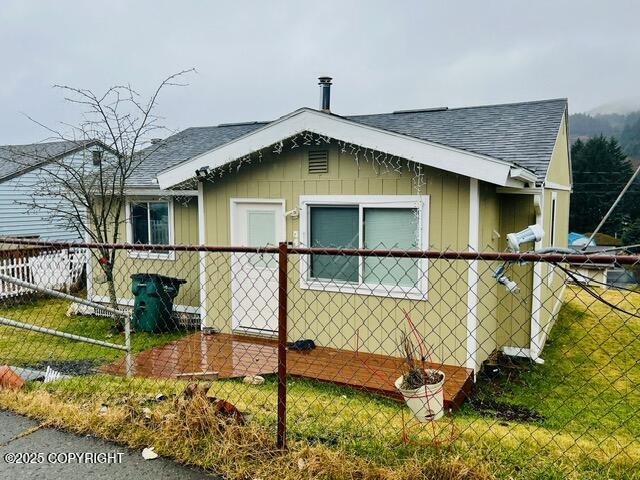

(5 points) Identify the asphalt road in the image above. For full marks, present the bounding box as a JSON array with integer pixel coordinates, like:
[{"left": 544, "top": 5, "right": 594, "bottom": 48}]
[{"left": 0, "top": 410, "right": 216, "bottom": 479}]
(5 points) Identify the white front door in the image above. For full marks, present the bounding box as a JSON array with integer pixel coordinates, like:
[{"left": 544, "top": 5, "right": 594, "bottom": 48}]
[{"left": 231, "top": 200, "right": 285, "bottom": 334}]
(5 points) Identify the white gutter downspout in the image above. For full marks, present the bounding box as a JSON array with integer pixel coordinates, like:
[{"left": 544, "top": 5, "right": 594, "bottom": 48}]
[{"left": 528, "top": 190, "right": 545, "bottom": 364}]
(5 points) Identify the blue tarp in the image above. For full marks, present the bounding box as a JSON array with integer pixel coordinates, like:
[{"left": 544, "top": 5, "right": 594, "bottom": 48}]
[{"left": 568, "top": 232, "right": 596, "bottom": 246}]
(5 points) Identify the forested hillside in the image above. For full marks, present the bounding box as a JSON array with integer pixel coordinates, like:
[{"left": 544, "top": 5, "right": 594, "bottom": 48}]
[
  {"left": 570, "top": 111, "right": 640, "bottom": 159},
  {"left": 569, "top": 112, "right": 640, "bottom": 242}
]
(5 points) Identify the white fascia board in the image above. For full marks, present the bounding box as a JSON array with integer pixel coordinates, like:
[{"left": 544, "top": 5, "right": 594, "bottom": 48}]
[
  {"left": 496, "top": 186, "right": 543, "bottom": 195},
  {"left": 543, "top": 181, "right": 571, "bottom": 192},
  {"left": 157, "top": 108, "right": 525, "bottom": 189},
  {"left": 124, "top": 188, "right": 198, "bottom": 196}
]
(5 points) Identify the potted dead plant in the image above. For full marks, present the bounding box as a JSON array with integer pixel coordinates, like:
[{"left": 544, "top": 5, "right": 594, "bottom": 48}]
[{"left": 394, "top": 332, "right": 445, "bottom": 421}]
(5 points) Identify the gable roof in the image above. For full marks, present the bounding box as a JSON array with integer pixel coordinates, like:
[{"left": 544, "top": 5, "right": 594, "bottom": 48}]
[
  {"left": 160, "top": 108, "right": 540, "bottom": 189},
  {"left": 348, "top": 98, "right": 568, "bottom": 180},
  {"left": 0, "top": 140, "right": 100, "bottom": 183},
  {"left": 130, "top": 98, "right": 567, "bottom": 188},
  {"left": 129, "top": 123, "right": 266, "bottom": 187}
]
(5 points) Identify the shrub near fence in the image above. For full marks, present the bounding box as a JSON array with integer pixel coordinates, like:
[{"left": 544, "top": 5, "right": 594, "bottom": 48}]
[{"left": 0, "top": 237, "right": 638, "bottom": 479}]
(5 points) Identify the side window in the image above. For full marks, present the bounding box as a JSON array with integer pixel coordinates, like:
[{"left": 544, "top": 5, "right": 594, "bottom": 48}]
[{"left": 130, "top": 201, "right": 170, "bottom": 245}]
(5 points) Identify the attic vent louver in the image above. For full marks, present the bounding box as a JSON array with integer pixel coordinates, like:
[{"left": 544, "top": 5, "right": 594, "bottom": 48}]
[{"left": 308, "top": 150, "right": 328, "bottom": 174}]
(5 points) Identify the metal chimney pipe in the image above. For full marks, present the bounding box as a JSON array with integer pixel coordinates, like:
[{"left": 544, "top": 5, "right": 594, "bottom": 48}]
[{"left": 318, "top": 76, "right": 332, "bottom": 112}]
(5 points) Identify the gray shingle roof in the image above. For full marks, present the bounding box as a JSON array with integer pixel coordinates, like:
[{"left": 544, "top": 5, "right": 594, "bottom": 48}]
[
  {"left": 0, "top": 140, "right": 92, "bottom": 182},
  {"left": 129, "top": 123, "right": 266, "bottom": 187},
  {"left": 127, "top": 98, "right": 567, "bottom": 187},
  {"left": 348, "top": 98, "right": 567, "bottom": 179}
]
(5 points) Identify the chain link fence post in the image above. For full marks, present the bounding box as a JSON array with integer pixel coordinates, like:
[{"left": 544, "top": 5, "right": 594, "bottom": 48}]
[{"left": 277, "top": 241, "right": 288, "bottom": 449}]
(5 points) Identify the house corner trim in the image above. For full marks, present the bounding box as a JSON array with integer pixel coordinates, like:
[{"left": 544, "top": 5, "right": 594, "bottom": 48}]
[{"left": 466, "top": 178, "right": 480, "bottom": 372}]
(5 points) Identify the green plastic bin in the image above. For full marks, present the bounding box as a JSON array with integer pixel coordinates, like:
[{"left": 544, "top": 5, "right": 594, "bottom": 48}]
[{"left": 131, "top": 273, "right": 186, "bottom": 333}]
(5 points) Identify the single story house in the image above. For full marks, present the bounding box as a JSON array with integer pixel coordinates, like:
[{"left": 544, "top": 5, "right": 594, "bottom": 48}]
[
  {"left": 88, "top": 79, "right": 571, "bottom": 372},
  {"left": 0, "top": 140, "right": 108, "bottom": 241}
]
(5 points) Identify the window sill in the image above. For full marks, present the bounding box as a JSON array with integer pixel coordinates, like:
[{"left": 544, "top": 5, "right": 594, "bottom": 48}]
[
  {"left": 127, "top": 250, "right": 175, "bottom": 261},
  {"left": 299, "top": 279, "right": 427, "bottom": 301}
]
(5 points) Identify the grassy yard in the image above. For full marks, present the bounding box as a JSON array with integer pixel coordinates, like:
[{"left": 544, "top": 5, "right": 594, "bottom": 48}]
[
  {"left": 0, "top": 295, "right": 190, "bottom": 367},
  {"left": 0, "top": 287, "right": 638, "bottom": 479},
  {"left": 468, "top": 287, "right": 640, "bottom": 441}
]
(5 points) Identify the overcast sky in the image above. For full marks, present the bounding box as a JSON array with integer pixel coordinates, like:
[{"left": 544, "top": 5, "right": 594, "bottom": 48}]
[{"left": 1, "top": 0, "right": 639, "bottom": 144}]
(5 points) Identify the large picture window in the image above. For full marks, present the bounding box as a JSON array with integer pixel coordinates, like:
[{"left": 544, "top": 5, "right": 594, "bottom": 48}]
[{"left": 301, "top": 196, "right": 429, "bottom": 300}]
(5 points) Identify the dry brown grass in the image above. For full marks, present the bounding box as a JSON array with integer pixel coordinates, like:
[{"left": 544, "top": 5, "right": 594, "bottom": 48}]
[{"left": 0, "top": 388, "right": 492, "bottom": 480}]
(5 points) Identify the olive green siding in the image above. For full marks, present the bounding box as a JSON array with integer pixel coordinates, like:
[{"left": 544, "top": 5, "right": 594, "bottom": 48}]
[
  {"left": 91, "top": 198, "right": 201, "bottom": 309},
  {"left": 545, "top": 113, "right": 571, "bottom": 187},
  {"left": 496, "top": 194, "right": 537, "bottom": 348},
  {"left": 475, "top": 183, "right": 502, "bottom": 363},
  {"left": 201, "top": 145, "right": 477, "bottom": 365}
]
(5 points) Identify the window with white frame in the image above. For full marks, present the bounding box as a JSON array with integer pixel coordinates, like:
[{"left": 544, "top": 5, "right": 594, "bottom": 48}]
[
  {"left": 127, "top": 199, "right": 173, "bottom": 258},
  {"left": 300, "top": 196, "right": 429, "bottom": 299}
]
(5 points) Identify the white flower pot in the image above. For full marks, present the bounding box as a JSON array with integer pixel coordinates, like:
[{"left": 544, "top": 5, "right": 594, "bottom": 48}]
[{"left": 395, "top": 370, "right": 445, "bottom": 422}]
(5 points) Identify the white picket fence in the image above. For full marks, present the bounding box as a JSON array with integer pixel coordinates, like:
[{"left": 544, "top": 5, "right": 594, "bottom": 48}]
[{"left": 0, "top": 248, "right": 86, "bottom": 299}]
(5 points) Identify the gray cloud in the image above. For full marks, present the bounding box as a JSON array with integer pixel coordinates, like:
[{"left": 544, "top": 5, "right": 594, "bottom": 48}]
[{"left": 1, "top": 0, "right": 639, "bottom": 144}]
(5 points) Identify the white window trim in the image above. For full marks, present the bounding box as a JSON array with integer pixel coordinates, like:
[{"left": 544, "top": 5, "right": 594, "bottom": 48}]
[
  {"left": 298, "top": 195, "right": 429, "bottom": 301},
  {"left": 125, "top": 197, "right": 175, "bottom": 260}
]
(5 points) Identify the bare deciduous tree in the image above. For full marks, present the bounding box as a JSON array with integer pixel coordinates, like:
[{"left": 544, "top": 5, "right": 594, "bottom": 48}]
[{"left": 2, "top": 70, "right": 194, "bottom": 328}]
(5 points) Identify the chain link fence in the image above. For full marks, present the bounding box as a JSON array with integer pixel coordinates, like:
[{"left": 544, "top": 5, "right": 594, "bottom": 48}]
[{"left": 0, "top": 237, "right": 638, "bottom": 478}]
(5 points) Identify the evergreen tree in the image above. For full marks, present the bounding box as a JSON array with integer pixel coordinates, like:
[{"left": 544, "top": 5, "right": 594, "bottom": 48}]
[
  {"left": 570, "top": 136, "right": 636, "bottom": 236},
  {"left": 622, "top": 218, "right": 640, "bottom": 251},
  {"left": 619, "top": 115, "right": 640, "bottom": 157}
]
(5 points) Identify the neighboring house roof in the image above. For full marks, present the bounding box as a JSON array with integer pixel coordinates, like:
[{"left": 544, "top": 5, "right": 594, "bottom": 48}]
[
  {"left": 0, "top": 140, "right": 100, "bottom": 183},
  {"left": 128, "top": 98, "right": 568, "bottom": 188}
]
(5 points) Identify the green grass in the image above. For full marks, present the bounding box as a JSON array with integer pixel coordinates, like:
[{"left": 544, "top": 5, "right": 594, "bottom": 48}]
[
  {"left": 1, "top": 287, "right": 639, "bottom": 479},
  {"left": 0, "top": 295, "right": 190, "bottom": 366},
  {"left": 468, "top": 287, "right": 640, "bottom": 440},
  {"left": 18, "top": 370, "right": 639, "bottom": 479}
]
